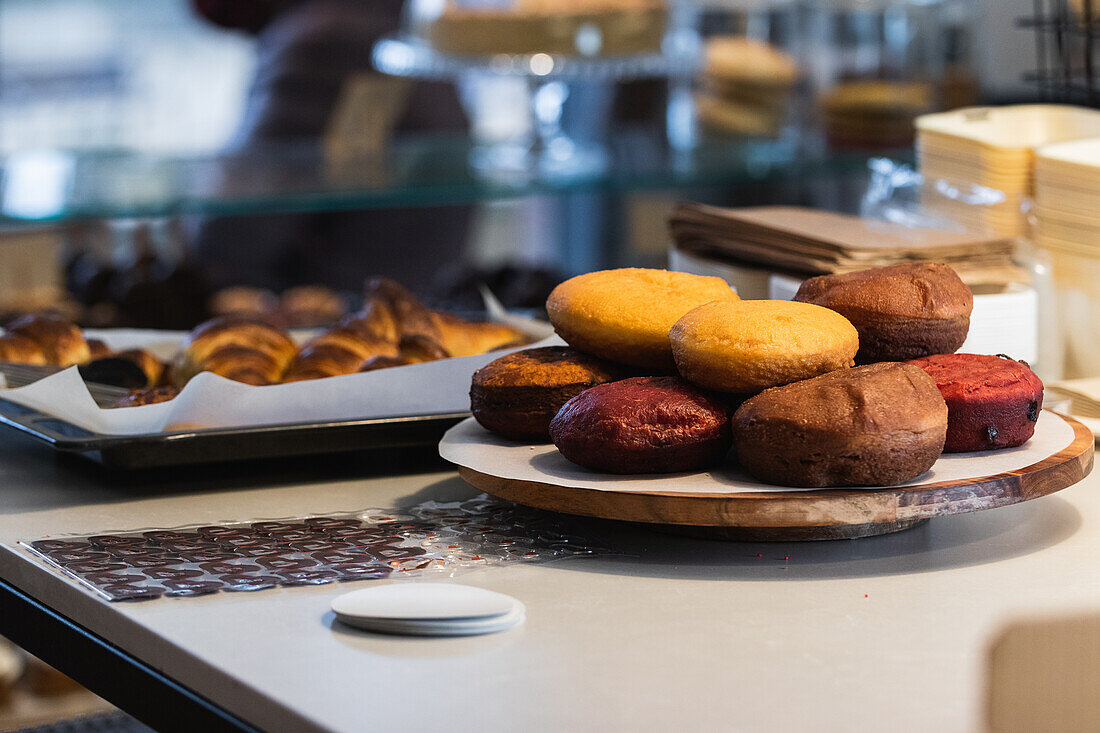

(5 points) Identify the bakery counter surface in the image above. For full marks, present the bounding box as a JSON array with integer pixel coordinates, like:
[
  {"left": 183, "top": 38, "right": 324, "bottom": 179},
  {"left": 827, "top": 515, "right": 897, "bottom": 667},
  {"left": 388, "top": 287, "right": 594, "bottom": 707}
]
[{"left": 0, "top": 428, "right": 1098, "bottom": 732}]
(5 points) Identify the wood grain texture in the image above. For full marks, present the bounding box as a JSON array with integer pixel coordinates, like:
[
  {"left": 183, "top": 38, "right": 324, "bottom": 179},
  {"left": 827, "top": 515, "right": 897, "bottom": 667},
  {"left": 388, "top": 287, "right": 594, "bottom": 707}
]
[{"left": 457, "top": 412, "right": 1094, "bottom": 540}]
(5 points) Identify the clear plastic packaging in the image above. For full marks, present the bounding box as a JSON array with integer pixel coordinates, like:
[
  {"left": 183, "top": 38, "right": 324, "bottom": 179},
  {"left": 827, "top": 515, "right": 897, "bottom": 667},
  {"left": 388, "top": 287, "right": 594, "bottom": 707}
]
[{"left": 21, "top": 495, "right": 607, "bottom": 601}]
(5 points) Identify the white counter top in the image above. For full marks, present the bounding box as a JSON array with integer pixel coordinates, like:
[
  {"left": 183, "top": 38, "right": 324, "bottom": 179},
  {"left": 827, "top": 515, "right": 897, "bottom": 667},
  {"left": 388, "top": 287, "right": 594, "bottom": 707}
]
[{"left": 0, "top": 430, "right": 1098, "bottom": 733}]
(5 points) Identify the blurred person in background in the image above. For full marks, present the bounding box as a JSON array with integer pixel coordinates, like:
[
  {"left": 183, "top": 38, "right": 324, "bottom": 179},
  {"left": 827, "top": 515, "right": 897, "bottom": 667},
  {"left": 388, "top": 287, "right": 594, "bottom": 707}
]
[{"left": 190, "top": 0, "right": 471, "bottom": 296}]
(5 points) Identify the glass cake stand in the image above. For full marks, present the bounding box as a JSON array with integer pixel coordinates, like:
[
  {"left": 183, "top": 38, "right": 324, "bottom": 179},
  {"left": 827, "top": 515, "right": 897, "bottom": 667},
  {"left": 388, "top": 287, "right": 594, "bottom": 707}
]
[{"left": 373, "top": 30, "right": 700, "bottom": 181}]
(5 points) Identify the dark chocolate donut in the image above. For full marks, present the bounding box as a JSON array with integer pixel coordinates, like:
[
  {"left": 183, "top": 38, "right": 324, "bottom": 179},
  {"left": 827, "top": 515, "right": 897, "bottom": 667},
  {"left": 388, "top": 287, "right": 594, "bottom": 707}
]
[
  {"left": 733, "top": 362, "right": 947, "bottom": 487},
  {"left": 793, "top": 263, "right": 973, "bottom": 364},
  {"left": 470, "top": 346, "right": 624, "bottom": 441},
  {"left": 549, "top": 376, "right": 733, "bottom": 474},
  {"left": 905, "top": 353, "right": 1044, "bottom": 452}
]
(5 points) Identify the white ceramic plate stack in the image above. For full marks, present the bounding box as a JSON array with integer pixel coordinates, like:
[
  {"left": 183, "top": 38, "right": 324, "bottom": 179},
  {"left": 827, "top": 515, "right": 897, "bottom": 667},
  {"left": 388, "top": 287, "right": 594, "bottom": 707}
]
[
  {"left": 331, "top": 583, "right": 526, "bottom": 636},
  {"left": 1032, "top": 137, "right": 1100, "bottom": 378},
  {"left": 916, "top": 105, "right": 1100, "bottom": 237}
]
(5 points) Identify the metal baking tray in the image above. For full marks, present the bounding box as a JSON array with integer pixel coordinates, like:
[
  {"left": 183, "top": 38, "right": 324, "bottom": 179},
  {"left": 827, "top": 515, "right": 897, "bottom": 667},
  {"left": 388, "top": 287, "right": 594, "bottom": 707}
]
[{"left": 0, "top": 398, "right": 467, "bottom": 469}]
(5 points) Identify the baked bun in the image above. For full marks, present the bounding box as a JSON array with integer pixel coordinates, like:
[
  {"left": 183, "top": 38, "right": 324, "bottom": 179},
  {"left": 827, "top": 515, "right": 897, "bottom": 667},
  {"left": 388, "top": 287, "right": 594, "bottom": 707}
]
[
  {"left": 0, "top": 333, "right": 46, "bottom": 364},
  {"left": 279, "top": 285, "right": 346, "bottom": 328},
  {"left": 172, "top": 317, "right": 296, "bottom": 386},
  {"left": 670, "top": 299, "right": 858, "bottom": 393},
  {"left": 546, "top": 268, "right": 739, "bottom": 370},
  {"left": 905, "top": 353, "right": 1043, "bottom": 452},
  {"left": 549, "top": 376, "right": 733, "bottom": 474},
  {"left": 112, "top": 386, "right": 180, "bottom": 408},
  {"left": 733, "top": 362, "right": 947, "bottom": 487},
  {"left": 6, "top": 314, "right": 90, "bottom": 366},
  {"left": 793, "top": 263, "right": 973, "bottom": 364},
  {"left": 471, "top": 346, "right": 624, "bottom": 441}
]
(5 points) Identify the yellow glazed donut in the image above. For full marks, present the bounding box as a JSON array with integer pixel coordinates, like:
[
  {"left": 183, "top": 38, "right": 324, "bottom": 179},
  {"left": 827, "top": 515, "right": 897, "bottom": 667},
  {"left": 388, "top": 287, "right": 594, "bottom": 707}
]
[
  {"left": 670, "top": 299, "right": 858, "bottom": 393},
  {"left": 546, "top": 268, "right": 740, "bottom": 370}
]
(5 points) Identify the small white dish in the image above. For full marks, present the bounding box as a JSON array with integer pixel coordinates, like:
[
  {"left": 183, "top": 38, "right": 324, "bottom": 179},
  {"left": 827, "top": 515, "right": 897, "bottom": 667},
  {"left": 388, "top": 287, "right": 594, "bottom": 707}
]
[
  {"left": 338, "top": 604, "right": 527, "bottom": 637},
  {"left": 332, "top": 582, "right": 520, "bottom": 624}
]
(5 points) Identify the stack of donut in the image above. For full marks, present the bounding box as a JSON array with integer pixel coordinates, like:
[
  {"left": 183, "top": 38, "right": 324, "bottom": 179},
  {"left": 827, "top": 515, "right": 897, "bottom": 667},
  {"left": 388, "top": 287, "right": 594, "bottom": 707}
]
[{"left": 470, "top": 264, "right": 1044, "bottom": 487}]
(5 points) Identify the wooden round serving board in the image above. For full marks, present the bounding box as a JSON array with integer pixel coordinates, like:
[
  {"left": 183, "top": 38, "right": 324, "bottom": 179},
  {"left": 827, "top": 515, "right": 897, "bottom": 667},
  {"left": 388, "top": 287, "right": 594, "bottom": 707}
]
[{"left": 456, "top": 413, "right": 1094, "bottom": 541}]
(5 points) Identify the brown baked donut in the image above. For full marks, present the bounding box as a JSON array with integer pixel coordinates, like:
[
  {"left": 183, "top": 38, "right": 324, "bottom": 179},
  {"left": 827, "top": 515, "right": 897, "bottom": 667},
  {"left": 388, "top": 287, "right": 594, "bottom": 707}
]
[
  {"left": 549, "top": 376, "right": 733, "bottom": 474},
  {"left": 733, "top": 362, "right": 947, "bottom": 487},
  {"left": 0, "top": 333, "right": 46, "bottom": 365},
  {"left": 6, "top": 314, "right": 90, "bottom": 366},
  {"left": 471, "top": 346, "right": 625, "bottom": 441},
  {"left": 793, "top": 263, "right": 973, "bottom": 363}
]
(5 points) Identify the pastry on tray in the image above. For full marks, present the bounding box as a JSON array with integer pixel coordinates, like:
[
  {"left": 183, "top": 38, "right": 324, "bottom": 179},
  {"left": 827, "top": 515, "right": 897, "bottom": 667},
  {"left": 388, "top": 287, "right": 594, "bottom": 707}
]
[
  {"left": 546, "top": 267, "right": 739, "bottom": 370},
  {"left": 171, "top": 316, "right": 298, "bottom": 387},
  {"left": 905, "top": 353, "right": 1044, "bottom": 452},
  {"left": 283, "top": 326, "right": 400, "bottom": 382},
  {"left": 732, "top": 362, "right": 948, "bottom": 487},
  {"left": 0, "top": 332, "right": 47, "bottom": 365},
  {"left": 670, "top": 299, "right": 858, "bottom": 393},
  {"left": 112, "top": 386, "right": 180, "bottom": 408},
  {"left": 471, "top": 346, "right": 624, "bottom": 441},
  {"left": 697, "top": 37, "right": 799, "bottom": 138},
  {"left": 5, "top": 313, "right": 91, "bottom": 366},
  {"left": 549, "top": 376, "right": 733, "bottom": 474},
  {"left": 793, "top": 262, "right": 973, "bottom": 363}
]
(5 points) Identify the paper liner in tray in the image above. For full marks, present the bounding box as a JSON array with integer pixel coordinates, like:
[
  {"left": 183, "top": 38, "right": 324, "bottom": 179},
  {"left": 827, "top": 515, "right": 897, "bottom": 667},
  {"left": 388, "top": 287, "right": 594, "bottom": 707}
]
[
  {"left": 439, "top": 411, "right": 1076, "bottom": 495},
  {"left": 0, "top": 329, "right": 559, "bottom": 437}
]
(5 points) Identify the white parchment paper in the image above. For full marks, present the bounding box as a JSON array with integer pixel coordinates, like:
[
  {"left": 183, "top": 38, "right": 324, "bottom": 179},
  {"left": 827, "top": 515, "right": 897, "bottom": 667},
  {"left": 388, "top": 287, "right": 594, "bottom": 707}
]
[
  {"left": 438, "top": 410, "right": 1077, "bottom": 494},
  {"left": 0, "top": 330, "right": 561, "bottom": 436}
]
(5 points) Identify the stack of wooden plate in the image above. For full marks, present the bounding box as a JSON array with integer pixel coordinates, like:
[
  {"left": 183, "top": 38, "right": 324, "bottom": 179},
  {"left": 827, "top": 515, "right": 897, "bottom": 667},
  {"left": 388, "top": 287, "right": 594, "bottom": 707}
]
[
  {"left": 1035, "top": 137, "right": 1100, "bottom": 251},
  {"left": 916, "top": 105, "right": 1100, "bottom": 237},
  {"left": 1032, "top": 138, "right": 1100, "bottom": 378}
]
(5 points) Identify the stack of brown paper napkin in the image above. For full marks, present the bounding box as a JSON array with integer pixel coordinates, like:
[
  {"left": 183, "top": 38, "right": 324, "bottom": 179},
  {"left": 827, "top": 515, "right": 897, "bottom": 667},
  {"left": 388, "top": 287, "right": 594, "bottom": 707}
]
[{"left": 668, "top": 204, "right": 1027, "bottom": 286}]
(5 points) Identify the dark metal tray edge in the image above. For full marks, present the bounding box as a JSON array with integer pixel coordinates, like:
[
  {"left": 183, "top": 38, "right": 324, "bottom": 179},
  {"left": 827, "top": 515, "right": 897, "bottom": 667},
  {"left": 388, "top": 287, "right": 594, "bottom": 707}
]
[{"left": 0, "top": 398, "right": 467, "bottom": 468}]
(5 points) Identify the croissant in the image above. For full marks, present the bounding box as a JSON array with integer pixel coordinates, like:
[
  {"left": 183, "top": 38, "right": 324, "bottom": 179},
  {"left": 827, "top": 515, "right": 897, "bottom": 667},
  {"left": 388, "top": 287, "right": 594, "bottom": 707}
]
[
  {"left": 397, "top": 334, "right": 450, "bottom": 364},
  {"left": 359, "top": 355, "right": 411, "bottom": 372},
  {"left": 6, "top": 314, "right": 90, "bottom": 366},
  {"left": 361, "top": 277, "right": 529, "bottom": 357},
  {"left": 429, "top": 312, "right": 527, "bottom": 357},
  {"left": 171, "top": 316, "right": 296, "bottom": 387},
  {"left": 282, "top": 327, "right": 399, "bottom": 382},
  {"left": 0, "top": 333, "right": 47, "bottom": 365},
  {"left": 363, "top": 277, "right": 439, "bottom": 342},
  {"left": 340, "top": 300, "right": 400, "bottom": 344}
]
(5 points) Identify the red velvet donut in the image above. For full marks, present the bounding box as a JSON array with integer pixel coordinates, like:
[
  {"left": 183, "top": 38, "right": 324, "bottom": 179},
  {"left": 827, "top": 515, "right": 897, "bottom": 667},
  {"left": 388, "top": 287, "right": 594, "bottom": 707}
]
[
  {"left": 549, "top": 376, "right": 733, "bottom": 474},
  {"left": 904, "top": 353, "right": 1044, "bottom": 453}
]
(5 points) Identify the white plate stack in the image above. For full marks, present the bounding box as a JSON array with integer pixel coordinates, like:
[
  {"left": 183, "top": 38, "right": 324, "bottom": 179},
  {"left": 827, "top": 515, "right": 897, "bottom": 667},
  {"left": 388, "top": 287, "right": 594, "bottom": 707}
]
[
  {"left": 916, "top": 105, "right": 1100, "bottom": 237},
  {"left": 331, "top": 583, "right": 525, "bottom": 637},
  {"left": 1033, "top": 138, "right": 1100, "bottom": 378}
]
